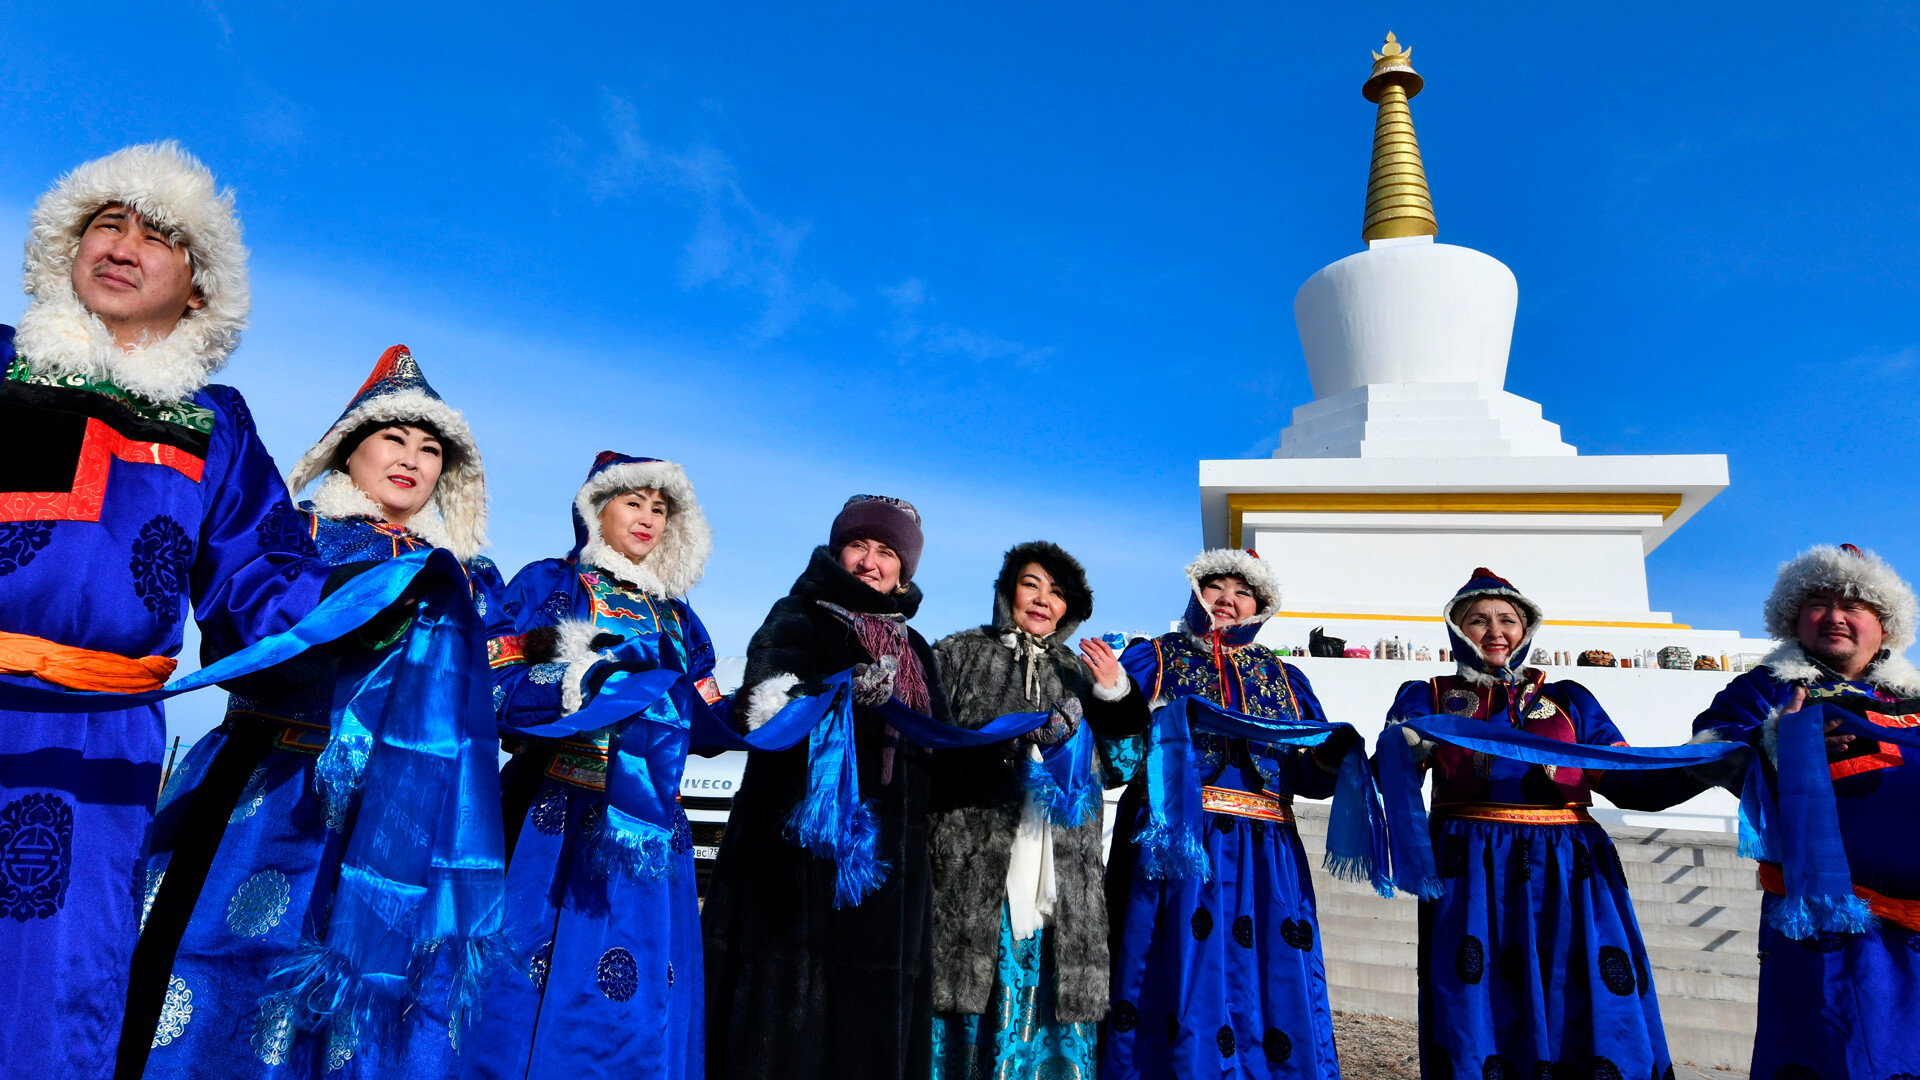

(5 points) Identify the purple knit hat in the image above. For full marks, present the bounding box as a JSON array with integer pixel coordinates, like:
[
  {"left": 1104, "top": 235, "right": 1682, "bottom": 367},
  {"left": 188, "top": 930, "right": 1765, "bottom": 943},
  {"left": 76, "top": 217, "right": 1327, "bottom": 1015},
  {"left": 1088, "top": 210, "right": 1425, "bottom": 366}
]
[{"left": 830, "top": 494, "right": 924, "bottom": 581}]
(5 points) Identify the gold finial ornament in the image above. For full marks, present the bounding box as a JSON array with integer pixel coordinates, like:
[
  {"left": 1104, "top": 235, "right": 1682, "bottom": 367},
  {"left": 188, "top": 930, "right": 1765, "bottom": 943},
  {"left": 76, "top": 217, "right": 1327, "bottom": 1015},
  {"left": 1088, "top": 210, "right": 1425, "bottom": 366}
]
[{"left": 1361, "top": 31, "right": 1438, "bottom": 243}]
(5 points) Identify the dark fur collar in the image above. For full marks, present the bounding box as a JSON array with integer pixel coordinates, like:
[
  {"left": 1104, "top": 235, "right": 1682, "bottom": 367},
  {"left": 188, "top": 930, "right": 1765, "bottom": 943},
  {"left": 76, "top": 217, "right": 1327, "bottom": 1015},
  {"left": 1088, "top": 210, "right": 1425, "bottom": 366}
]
[{"left": 790, "top": 544, "right": 923, "bottom": 618}]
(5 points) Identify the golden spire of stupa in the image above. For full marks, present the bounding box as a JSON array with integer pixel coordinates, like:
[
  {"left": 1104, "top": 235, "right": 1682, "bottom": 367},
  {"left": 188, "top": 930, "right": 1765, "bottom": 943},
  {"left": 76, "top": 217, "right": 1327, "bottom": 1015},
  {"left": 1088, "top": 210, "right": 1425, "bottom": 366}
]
[{"left": 1360, "top": 32, "right": 1438, "bottom": 243}]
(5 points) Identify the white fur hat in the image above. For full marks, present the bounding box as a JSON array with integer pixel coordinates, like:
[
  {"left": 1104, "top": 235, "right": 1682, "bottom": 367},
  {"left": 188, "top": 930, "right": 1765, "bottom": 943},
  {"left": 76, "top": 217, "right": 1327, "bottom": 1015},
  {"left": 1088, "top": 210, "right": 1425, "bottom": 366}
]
[
  {"left": 287, "top": 345, "right": 487, "bottom": 560},
  {"left": 1764, "top": 544, "right": 1917, "bottom": 654},
  {"left": 14, "top": 142, "right": 249, "bottom": 404},
  {"left": 571, "top": 453, "right": 711, "bottom": 600}
]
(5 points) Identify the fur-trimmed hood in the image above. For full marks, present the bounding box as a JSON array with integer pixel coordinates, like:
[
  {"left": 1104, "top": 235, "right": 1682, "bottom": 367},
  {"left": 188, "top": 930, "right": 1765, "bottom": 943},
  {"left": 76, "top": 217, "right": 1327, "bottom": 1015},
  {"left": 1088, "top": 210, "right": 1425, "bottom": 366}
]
[
  {"left": 1443, "top": 567, "right": 1543, "bottom": 686},
  {"left": 570, "top": 451, "right": 711, "bottom": 600},
  {"left": 14, "top": 142, "right": 249, "bottom": 405},
  {"left": 1177, "top": 548, "right": 1281, "bottom": 648},
  {"left": 286, "top": 345, "right": 486, "bottom": 560},
  {"left": 1764, "top": 544, "right": 1917, "bottom": 657},
  {"left": 989, "top": 540, "right": 1093, "bottom": 647}
]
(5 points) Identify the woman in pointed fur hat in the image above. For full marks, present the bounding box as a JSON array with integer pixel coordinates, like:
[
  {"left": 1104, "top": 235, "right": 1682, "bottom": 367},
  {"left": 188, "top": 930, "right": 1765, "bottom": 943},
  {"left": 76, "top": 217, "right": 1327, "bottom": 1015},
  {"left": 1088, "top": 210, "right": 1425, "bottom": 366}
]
[
  {"left": 1101, "top": 549, "right": 1354, "bottom": 1080},
  {"left": 1693, "top": 544, "right": 1920, "bottom": 1078},
  {"left": 473, "top": 451, "right": 717, "bottom": 1080},
  {"left": 1386, "top": 568, "right": 1702, "bottom": 1080},
  {"left": 124, "top": 344, "right": 507, "bottom": 1080},
  {"left": 703, "top": 494, "right": 953, "bottom": 1080},
  {"left": 0, "top": 144, "right": 343, "bottom": 1078},
  {"left": 925, "top": 541, "right": 1149, "bottom": 1079}
]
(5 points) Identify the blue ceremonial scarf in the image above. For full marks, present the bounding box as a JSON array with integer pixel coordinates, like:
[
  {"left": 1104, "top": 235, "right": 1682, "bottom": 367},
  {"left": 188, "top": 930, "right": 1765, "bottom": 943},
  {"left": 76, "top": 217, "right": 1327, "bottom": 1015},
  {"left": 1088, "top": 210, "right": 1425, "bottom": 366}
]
[
  {"left": 0, "top": 551, "right": 509, "bottom": 1037},
  {"left": 542, "top": 659, "right": 1062, "bottom": 909},
  {"left": 1136, "top": 695, "right": 1392, "bottom": 896},
  {"left": 1377, "top": 714, "right": 1778, "bottom": 914}
]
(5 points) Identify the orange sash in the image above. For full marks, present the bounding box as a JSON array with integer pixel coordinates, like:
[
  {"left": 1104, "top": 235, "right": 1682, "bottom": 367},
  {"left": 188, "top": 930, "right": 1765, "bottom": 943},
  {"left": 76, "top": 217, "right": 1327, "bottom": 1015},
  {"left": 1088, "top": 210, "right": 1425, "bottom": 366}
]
[
  {"left": 1759, "top": 862, "right": 1920, "bottom": 934},
  {"left": 0, "top": 631, "right": 176, "bottom": 693}
]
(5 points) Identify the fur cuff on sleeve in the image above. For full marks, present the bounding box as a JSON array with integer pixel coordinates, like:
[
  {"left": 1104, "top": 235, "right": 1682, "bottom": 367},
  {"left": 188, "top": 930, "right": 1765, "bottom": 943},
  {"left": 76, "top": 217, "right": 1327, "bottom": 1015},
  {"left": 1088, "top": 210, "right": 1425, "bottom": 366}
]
[
  {"left": 554, "top": 619, "right": 612, "bottom": 716},
  {"left": 1091, "top": 675, "right": 1132, "bottom": 703},
  {"left": 743, "top": 673, "right": 802, "bottom": 731}
]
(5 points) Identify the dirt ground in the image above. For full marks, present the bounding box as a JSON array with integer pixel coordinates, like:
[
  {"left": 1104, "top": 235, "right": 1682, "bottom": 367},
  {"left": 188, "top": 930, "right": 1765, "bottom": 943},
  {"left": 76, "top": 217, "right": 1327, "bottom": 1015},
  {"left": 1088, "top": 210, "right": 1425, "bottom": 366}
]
[
  {"left": 1330, "top": 1013, "right": 1744, "bottom": 1080},
  {"left": 1331, "top": 1012, "right": 1421, "bottom": 1078}
]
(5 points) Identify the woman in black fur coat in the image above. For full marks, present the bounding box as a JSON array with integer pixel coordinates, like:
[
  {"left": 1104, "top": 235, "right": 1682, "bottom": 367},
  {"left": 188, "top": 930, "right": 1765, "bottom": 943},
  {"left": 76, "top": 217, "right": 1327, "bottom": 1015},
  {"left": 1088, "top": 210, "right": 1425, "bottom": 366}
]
[
  {"left": 926, "top": 542, "right": 1149, "bottom": 1078},
  {"left": 702, "top": 495, "right": 953, "bottom": 1080}
]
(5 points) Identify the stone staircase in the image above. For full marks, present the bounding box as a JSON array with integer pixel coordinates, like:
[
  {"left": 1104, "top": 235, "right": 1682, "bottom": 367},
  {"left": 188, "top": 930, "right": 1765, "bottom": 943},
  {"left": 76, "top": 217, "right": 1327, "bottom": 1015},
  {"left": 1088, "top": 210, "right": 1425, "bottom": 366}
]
[{"left": 1291, "top": 804, "right": 1758, "bottom": 1074}]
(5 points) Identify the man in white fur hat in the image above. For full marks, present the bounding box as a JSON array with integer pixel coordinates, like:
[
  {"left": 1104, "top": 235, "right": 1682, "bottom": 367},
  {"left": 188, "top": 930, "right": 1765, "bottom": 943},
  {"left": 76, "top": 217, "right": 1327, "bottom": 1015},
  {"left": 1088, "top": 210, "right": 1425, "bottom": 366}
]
[
  {"left": 1693, "top": 544, "right": 1920, "bottom": 1079},
  {"left": 0, "top": 144, "right": 334, "bottom": 1078}
]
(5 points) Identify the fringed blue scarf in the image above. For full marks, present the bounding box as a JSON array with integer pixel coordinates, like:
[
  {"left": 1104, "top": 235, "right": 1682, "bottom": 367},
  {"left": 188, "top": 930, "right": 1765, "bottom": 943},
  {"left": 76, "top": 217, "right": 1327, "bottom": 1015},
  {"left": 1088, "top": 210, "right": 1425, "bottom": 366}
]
[
  {"left": 1021, "top": 723, "right": 1102, "bottom": 828},
  {"left": 1137, "top": 695, "right": 1392, "bottom": 896},
  {"left": 0, "top": 551, "right": 511, "bottom": 1040},
  {"left": 261, "top": 550, "right": 507, "bottom": 1044},
  {"left": 1376, "top": 713, "right": 1762, "bottom": 906},
  {"left": 684, "top": 689, "right": 1056, "bottom": 907}
]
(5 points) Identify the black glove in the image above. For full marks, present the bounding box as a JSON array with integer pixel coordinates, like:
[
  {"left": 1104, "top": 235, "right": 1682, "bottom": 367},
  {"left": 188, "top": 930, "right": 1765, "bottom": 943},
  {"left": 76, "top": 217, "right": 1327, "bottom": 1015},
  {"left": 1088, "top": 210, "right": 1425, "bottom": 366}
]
[
  {"left": 851, "top": 655, "right": 899, "bottom": 707},
  {"left": 1311, "top": 725, "right": 1362, "bottom": 770}
]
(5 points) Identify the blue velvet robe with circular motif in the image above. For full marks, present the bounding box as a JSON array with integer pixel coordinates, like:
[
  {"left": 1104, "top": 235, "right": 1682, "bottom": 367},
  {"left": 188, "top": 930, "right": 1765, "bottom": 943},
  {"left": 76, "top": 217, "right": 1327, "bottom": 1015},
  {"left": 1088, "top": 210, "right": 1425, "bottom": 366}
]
[
  {"left": 136, "top": 512, "right": 506, "bottom": 1080},
  {"left": 469, "top": 557, "right": 715, "bottom": 1080},
  {"left": 0, "top": 328, "right": 332, "bottom": 1080},
  {"left": 1102, "top": 632, "right": 1342, "bottom": 1080}
]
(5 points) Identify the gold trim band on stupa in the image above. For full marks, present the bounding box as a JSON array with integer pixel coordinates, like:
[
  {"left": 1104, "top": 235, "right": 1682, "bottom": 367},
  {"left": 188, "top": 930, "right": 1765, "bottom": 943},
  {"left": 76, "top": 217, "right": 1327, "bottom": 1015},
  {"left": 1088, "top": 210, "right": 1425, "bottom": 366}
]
[{"left": 1361, "top": 32, "right": 1438, "bottom": 243}]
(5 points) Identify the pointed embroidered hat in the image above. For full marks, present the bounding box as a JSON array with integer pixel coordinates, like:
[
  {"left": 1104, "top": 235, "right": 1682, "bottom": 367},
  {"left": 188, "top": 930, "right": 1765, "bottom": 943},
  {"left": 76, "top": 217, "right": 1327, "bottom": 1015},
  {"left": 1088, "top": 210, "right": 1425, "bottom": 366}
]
[
  {"left": 1443, "top": 567, "right": 1542, "bottom": 675},
  {"left": 286, "top": 344, "right": 487, "bottom": 559},
  {"left": 571, "top": 451, "right": 711, "bottom": 599}
]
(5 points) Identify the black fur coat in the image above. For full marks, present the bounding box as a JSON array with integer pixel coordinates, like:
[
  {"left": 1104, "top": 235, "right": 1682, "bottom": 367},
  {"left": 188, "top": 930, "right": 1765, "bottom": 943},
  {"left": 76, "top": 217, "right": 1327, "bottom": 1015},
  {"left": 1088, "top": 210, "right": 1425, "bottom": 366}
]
[
  {"left": 926, "top": 542, "right": 1148, "bottom": 1023},
  {"left": 702, "top": 546, "right": 953, "bottom": 1080}
]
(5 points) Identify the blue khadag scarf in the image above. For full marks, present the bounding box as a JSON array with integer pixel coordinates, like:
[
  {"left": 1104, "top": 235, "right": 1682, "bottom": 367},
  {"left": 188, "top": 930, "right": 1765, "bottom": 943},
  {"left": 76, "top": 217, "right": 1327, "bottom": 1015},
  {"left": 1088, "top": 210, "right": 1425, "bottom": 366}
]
[
  {"left": 1136, "top": 695, "right": 1392, "bottom": 896},
  {"left": 0, "top": 551, "right": 511, "bottom": 1043},
  {"left": 1373, "top": 709, "right": 1879, "bottom": 944}
]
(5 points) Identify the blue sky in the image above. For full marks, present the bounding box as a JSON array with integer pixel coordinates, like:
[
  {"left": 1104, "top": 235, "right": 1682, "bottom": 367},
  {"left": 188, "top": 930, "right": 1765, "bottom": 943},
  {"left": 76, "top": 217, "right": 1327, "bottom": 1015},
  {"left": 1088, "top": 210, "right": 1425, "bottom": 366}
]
[{"left": 3, "top": 2, "right": 1916, "bottom": 667}]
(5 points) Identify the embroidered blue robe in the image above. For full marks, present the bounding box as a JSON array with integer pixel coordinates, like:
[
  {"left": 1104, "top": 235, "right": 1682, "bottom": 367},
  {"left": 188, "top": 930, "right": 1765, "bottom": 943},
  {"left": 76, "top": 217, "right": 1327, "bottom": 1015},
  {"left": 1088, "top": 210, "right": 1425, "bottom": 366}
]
[
  {"left": 135, "top": 512, "right": 505, "bottom": 1079},
  {"left": 1102, "top": 633, "right": 1342, "bottom": 1080},
  {"left": 0, "top": 329, "right": 330, "bottom": 1080},
  {"left": 1390, "top": 675, "right": 1674, "bottom": 1080},
  {"left": 470, "top": 559, "right": 715, "bottom": 1080},
  {"left": 1694, "top": 665, "right": 1920, "bottom": 1080}
]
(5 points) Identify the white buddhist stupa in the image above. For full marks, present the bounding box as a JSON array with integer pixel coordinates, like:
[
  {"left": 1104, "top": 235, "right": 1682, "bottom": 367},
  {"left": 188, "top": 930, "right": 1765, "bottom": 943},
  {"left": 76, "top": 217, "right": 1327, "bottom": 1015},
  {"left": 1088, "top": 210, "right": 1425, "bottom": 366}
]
[{"left": 1202, "top": 33, "right": 1773, "bottom": 828}]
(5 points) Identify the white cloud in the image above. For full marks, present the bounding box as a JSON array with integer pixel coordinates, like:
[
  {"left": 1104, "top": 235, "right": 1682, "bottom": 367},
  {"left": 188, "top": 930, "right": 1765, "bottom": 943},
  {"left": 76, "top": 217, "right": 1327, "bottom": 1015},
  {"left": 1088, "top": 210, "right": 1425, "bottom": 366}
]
[
  {"left": 881, "top": 276, "right": 1057, "bottom": 367},
  {"left": 578, "top": 96, "right": 852, "bottom": 339}
]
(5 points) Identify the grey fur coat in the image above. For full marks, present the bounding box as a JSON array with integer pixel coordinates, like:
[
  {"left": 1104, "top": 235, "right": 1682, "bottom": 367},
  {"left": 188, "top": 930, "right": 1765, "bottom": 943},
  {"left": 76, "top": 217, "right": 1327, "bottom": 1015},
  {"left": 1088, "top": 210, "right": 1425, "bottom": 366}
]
[{"left": 926, "top": 542, "right": 1148, "bottom": 1023}]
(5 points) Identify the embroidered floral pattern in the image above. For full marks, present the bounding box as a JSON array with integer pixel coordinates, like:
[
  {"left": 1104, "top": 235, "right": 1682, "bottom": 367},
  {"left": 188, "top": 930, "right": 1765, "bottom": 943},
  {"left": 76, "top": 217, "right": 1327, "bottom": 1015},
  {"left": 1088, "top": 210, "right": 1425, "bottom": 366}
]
[
  {"left": 597, "top": 946, "right": 639, "bottom": 1001},
  {"left": 252, "top": 998, "right": 295, "bottom": 1065},
  {"left": 130, "top": 515, "right": 193, "bottom": 619},
  {"left": 255, "top": 500, "right": 320, "bottom": 581},
  {"left": 152, "top": 975, "right": 193, "bottom": 1048},
  {"left": 0, "top": 793, "right": 73, "bottom": 920},
  {"left": 531, "top": 789, "right": 568, "bottom": 835},
  {"left": 528, "top": 940, "right": 553, "bottom": 989},
  {"left": 0, "top": 522, "right": 53, "bottom": 576},
  {"left": 226, "top": 869, "right": 292, "bottom": 936},
  {"left": 230, "top": 766, "right": 269, "bottom": 823},
  {"left": 140, "top": 867, "right": 165, "bottom": 933}
]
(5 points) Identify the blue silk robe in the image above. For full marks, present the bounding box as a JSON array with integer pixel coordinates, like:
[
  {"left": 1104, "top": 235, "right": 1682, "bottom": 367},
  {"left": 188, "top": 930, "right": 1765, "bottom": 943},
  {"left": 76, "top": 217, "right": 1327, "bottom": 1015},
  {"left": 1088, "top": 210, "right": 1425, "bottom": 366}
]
[
  {"left": 0, "top": 328, "right": 329, "bottom": 1079},
  {"left": 1102, "top": 633, "right": 1342, "bottom": 1080},
  {"left": 1695, "top": 663, "right": 1920, "bottom": 1080},
  {"left": 471, "top": 559, "right": 715, "bottom": 1080},
  {"left": 136, "top": 511, "right": 505, "bottom": 1079}
]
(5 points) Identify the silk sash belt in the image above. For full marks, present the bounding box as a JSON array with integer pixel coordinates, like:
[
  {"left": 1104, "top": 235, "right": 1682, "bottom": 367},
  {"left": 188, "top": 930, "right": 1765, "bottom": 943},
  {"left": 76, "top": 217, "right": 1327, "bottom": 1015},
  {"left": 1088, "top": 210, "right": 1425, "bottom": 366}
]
[
  {"left": 1757, "top": 863, "right": 1920, "bottom": 935},
  {"left": 1138, "top": 695, "right": 1391, "bottom": 896},
  {"left": 1378, "top": 713, "right": 1756, "bottom": 903},
  {"left": 0, "top": 631, "right": 178, "bottom": 693},
  {"left": 1437, "top": 803, "right": 1595, "bottom": 826},
  {"left": 1201, "top": 786, "right": 1294, "bottom": 824}
]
